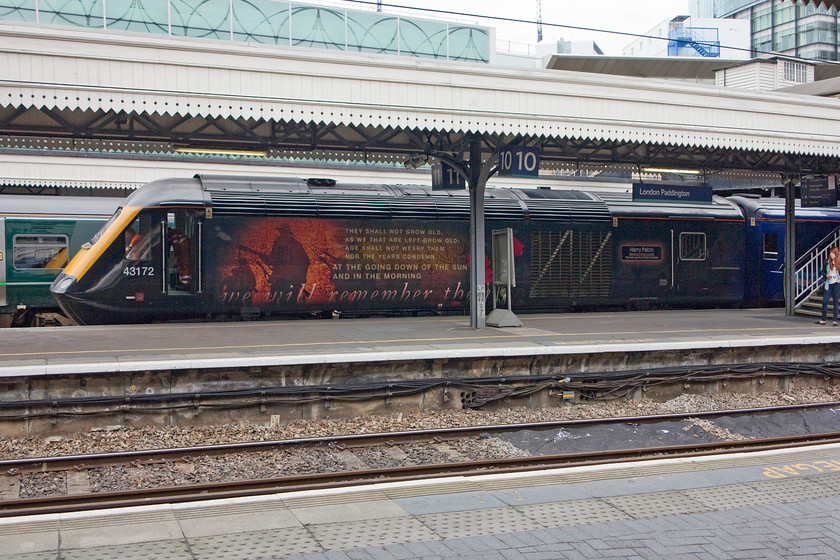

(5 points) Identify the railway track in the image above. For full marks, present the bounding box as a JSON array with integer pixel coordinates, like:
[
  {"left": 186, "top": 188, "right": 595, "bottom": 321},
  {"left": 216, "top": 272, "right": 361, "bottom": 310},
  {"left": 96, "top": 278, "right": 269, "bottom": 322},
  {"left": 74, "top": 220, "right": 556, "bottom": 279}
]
[{"left": 3, "top": 402, "right": 840, "bottom": 517}]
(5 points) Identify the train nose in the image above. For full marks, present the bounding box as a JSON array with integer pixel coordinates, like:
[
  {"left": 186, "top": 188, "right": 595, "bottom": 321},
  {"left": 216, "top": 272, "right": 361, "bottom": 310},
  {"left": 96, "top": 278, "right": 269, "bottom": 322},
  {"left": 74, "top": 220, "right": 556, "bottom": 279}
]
[{"left": 50, "top": 272, "right": 87, "bottom": 325}]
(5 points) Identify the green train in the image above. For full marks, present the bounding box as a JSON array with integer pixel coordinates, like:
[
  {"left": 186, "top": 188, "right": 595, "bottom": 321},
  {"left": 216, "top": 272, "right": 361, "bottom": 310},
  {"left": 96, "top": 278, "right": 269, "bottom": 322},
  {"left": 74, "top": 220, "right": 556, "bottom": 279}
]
[{"left": 1, "top": 195, "right": 122, "bottom": 326}]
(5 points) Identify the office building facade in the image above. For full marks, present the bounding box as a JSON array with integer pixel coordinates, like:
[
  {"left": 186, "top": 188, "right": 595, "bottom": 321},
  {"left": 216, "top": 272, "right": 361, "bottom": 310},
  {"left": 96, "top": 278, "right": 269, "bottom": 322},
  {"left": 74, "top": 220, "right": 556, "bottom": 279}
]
[
  {"left": 692, "top": 0, "right": 839, "bottom": 60},
  {"left": 0, "top": 0, "right": 492, "bottom": 63}
]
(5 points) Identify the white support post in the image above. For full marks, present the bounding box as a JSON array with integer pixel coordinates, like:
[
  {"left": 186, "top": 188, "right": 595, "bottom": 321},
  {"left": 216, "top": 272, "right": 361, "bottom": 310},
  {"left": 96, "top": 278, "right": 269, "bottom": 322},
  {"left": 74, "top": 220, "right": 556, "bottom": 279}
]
[
  {"left": 785, "top": 175, "right": 796, "bottom": 316},
  {"left": 468, "top": 137, "right": 486, "bottom": 329}
]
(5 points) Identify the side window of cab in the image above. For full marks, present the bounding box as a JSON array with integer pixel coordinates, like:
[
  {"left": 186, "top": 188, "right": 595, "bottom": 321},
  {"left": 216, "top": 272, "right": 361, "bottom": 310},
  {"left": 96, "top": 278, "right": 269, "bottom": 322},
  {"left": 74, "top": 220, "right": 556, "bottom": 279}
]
[{"left": 124, "top": 214, "right": 153, "bottom": 261}]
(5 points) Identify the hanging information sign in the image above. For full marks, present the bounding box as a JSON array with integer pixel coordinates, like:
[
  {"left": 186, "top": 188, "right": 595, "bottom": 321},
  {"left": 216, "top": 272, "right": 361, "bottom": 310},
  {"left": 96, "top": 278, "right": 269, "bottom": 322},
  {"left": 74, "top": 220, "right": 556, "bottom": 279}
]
[
  {"left": 498, "top": 145, "right": 540, "bottom": 178},
  {"left": 432, "top": 163, "right": 466, "bottom": 190},
  {"left": 801, "top": 175, "right": 837, "bottom": 208},
  {"left": 632, "top": 183, "right": 713, "bottom": 204}
]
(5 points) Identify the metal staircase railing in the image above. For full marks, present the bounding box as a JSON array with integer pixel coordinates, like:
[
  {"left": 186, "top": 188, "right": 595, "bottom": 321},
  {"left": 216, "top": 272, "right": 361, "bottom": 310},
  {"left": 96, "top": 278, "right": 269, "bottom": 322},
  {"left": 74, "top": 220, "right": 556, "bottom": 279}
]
[
  {"left": 794, "top": 226, "right": 840, "bottom": 310},
  {"left": 668, "top": 27, "right": 721, "bottom": 58}
]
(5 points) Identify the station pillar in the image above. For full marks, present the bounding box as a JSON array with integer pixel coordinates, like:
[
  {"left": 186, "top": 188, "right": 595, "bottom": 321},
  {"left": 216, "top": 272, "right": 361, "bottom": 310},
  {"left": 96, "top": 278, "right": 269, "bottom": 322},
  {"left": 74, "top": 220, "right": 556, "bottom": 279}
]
[{"left": 468, "top": 137, "right": 486, "bottom": 329}]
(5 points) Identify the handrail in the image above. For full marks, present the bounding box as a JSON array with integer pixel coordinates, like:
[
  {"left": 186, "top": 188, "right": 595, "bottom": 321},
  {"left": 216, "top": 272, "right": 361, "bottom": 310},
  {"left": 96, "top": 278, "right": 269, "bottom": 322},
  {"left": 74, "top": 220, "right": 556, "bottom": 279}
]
[
  {"left": 795, "top": 226, "right": 840, "bottom": 268},
  {"left": 794, "top": 227, "right": 840, "bottom": 308},
  {"left": 668, "top": 27, "right": 721, "bottom": 58}
]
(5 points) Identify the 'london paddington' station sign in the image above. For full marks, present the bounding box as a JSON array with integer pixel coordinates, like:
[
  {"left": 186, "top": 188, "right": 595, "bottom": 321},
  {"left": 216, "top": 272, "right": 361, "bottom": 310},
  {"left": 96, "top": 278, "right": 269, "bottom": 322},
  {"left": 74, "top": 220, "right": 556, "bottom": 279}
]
[{"left": 632, "top": 183, "right": 713, "bottom": 204}]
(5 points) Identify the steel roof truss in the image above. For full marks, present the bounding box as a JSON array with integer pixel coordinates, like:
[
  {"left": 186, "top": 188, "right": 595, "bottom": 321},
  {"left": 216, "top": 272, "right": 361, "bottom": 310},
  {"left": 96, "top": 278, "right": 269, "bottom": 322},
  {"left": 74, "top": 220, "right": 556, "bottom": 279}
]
[
  {"left": 3, "top": 104, "right": 840, "bottom": 175},
  {"left": 221, "top": 117, "right": 271, "bottom": 146},
  {"left": 41, "top": 107, "right": 84, "bottom": 138},
  {"left": 346, "top": 126, "right": 406, "bottom": 152},
  {"left": 123, "top": 111, "right": 180, "bottom": 142},
  {"left": 0, "top": 106, "right": 29, "bottom": 131}
]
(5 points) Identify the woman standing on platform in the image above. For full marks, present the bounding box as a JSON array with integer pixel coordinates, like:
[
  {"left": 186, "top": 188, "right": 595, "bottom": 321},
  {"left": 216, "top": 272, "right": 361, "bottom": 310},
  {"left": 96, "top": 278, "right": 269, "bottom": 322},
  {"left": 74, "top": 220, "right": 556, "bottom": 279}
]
[{"left": 818, "top": 246, "right": 840, "bottom": 326}]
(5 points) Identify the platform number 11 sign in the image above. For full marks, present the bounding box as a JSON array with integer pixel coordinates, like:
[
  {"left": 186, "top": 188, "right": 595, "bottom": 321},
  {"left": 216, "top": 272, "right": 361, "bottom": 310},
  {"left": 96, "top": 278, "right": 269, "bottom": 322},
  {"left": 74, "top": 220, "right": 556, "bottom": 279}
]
[
  {"left": 498, "top": 145, "right": 540, "bottom": 178},
  {"left": 432, "top": 163, "right": 466, "bottom": 190}
]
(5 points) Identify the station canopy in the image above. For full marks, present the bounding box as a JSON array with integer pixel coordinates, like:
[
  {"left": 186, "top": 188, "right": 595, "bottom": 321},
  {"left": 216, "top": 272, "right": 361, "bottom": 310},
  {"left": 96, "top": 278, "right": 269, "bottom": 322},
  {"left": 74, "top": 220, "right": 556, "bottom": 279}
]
[{"left": 3, "top": 6, "right": 840, "bottom": 184}]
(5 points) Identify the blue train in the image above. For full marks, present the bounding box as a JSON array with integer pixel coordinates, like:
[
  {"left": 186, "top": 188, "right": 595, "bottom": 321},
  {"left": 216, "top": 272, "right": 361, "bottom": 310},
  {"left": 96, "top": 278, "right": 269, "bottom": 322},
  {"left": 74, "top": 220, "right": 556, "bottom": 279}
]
[
  {"left": 729, "top": 195, "right": 840, "bottom": 304},
  {"left": 43, "top": 175, "right": 840, "bottom": 325}
]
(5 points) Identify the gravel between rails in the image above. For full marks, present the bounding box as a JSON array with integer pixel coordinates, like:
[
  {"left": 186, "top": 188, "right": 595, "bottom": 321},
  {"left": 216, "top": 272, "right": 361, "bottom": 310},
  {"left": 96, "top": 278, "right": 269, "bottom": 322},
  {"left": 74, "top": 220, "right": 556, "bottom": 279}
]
[
  {"left": 6, "top": 387, "right": 840, "bottom": 500},
  {"left": 4, "top": 387, "right": 840, "bottom": 460}
]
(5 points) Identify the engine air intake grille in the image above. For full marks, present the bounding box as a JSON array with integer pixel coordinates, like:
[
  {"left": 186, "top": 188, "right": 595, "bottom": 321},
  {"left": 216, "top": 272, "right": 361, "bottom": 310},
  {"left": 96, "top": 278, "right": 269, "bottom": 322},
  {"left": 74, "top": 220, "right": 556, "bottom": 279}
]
[{"left": 530, "top": 229, "right": 613, "bottom": 298}]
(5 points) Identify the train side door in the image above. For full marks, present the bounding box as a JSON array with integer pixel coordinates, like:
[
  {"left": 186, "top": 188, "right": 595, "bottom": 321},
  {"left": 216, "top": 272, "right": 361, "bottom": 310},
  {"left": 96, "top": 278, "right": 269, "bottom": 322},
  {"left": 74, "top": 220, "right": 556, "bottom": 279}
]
[
  {"left": 0, "top": 218, "right": 6, "bottom": 307},
  {"left": 671, "top": 229, "right": 709, "bottom": 297},
  {"left": 163, "top": 210, "right": 202, "bottom": 296},
  {"left": 760, "top": 229, "right": 783, "bottom": 300}
]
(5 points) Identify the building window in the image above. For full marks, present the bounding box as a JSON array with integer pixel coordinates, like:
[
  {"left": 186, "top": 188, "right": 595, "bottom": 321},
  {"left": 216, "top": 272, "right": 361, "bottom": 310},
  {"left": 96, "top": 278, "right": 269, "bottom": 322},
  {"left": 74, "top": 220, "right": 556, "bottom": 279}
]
[
  {"left": 774, "top": 28, "right": 796, "bottom": 51},
  {"left": 783, "top": 61, "right": 807, "bottom": 82},
  {"left": 753, "top": 32, "right": 772, "bottom": 55},
  {"left": 752, "top": 6, "right": 772, "bottom": 32}
]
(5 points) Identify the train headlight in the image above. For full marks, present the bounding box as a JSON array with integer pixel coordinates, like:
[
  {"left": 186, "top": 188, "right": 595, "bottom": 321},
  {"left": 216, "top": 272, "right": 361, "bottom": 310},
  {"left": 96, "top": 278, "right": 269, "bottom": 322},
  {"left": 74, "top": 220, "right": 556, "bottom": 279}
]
[{"left": 55, "top": 276, "right": 75, "bottom": 293}]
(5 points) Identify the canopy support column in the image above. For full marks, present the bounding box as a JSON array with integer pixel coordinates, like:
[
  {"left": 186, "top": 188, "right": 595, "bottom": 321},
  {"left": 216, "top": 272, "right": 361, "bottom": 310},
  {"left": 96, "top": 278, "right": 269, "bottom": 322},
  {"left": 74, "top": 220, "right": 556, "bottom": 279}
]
[
  {"left": 784, "top": 174, "right": 796, "bottom": 316},
  {"left": 468, "top": 137, "right": 486, "bottom": 329}
]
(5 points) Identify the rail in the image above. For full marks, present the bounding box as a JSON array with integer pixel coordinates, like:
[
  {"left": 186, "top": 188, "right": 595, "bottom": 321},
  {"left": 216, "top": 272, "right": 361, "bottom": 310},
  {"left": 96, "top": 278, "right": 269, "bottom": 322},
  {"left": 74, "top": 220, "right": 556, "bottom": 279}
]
[{"left": 3, "top": 402, "right": 840, "bottom": 517}]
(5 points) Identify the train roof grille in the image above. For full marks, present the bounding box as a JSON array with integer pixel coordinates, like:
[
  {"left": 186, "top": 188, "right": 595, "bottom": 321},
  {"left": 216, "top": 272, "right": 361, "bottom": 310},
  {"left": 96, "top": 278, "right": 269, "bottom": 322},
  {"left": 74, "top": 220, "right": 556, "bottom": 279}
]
[
  {"left": 484, "top": 199, "right": 527, "bottom": 220},
  {"left": 388, "top": 198, "right": 444, "bottom": 219},
  {"left": 433, "top": 199, "right": 470, "bottom": 220},
  {"left": 313, "top": 195, "right": 394, "bottom": 218},
  {"left": 207, "top": 191, "right": 319, "bottom": 217},
  {"left": 525, "top": 199, "right": 611, "bottom": 222},
  {"left": 522, "top": 189, "right": 596, "bottom": 200},
  {"left": 206, "top": 187, "right": 609, "bottom": 222},
  {"left": 196, "top": 174, "right": 309, "bottom": 192}
]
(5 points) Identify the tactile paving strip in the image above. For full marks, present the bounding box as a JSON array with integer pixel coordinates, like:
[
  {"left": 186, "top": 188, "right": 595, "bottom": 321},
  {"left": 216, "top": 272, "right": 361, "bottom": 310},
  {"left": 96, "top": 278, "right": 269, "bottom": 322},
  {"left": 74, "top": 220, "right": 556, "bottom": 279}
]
[
  {"left": 383, "top": 480, "right": 484, "bottom": 499},
  {"left": 0, "top": 520, "right": 59, "bottom": 537},
  {"left": 61, "top": 539, "right": 192, "bottom": 560},
  {"left": 418, "top": 506, "right": 536, "bottom": 539},
  {"left": 189, "top": 526, "right": 320, "bottom": 559},
  {"left": 282, "top": 489, "right": 389, "bottom": 508},
  {"left": 175, "top": 500, "right": 289, "bottom": 520},
  {"left": 308, "top": 515, "right": 438, "bottom": 551},
  {"left": 517, "top": 497, "right": 633, "bottom": 528},
  {"left": 59, "top": 510, "right": 178, "bottom": 532},
  {"left": 602, "top": 490, "right": 710, "bottom": 519},
  {"left": 805, "top": 472, "right": 840, "bottom": 494},
  {"left": 480, "top": 474, "right": 566, "bottom": 491},
  {"left": 0, "top": 519, "right": 59, "bottom": 558},
  {"left": 0, "top": 553, "right": 57, "bottom": 560},
  {"left": 682, "top": 483, "right": 781, "bottom": 511},
  {"left": 747, "top": 476, "right": 834, "bottom": 503}
]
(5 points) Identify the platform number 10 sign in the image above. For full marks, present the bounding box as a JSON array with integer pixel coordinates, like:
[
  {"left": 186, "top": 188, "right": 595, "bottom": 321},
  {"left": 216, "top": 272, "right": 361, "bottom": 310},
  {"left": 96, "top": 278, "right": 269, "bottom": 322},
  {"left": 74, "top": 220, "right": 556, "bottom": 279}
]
[{"left": 498, "top": 145, "right": 540, "bottom": 178}]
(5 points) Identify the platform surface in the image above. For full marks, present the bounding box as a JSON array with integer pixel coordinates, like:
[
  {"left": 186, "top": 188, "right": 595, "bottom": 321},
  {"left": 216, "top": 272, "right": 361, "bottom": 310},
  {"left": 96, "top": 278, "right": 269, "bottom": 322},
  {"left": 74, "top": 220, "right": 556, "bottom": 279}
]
[
  {"left": 3, "top": 443, "right": 840, "bottom": 559},
  {"left": 1, "top": 307, "right": 838, "bottom": 377}
]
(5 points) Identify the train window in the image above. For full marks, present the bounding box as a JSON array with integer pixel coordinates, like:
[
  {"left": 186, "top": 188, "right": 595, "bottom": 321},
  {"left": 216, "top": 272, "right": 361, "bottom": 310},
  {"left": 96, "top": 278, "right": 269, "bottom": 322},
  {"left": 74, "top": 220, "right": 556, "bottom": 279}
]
[
  {"left": 124, "top": 214, "right": 152, "bottom": 261},
  {"left": 763, "top": 233, "right": 779, "bottom": 259},
  {"left": 166, "top": 211, "right": 193, "bottom": 292},
  {"left": 13, "top": 235, "right": 69, "bottom": 270},
  {"left": 90, "top": 208, "right": 122, "bottom": 246},
  {"left": 679, "top": 232, "right": 706, "bottom": 261}
]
